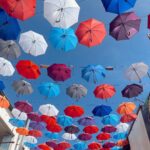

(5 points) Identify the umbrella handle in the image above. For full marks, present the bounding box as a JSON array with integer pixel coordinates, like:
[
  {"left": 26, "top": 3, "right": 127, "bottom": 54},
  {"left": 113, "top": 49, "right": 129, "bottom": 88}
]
[
  {"left": 134, "top": 97, "right": 144, "bottom": 104},
  {"left": 40, "top": 64, "right": 49, "bottom": 68}
]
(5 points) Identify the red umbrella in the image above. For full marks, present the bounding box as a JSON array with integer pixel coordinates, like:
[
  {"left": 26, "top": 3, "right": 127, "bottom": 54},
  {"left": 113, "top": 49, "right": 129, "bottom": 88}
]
[
  {"left": 88, "top": 142, "right": 102, "bottom": 150},
  {"left": 57, "top": 141, "right": 71, "bottom": 149},
  {"left": 28, "top": 130, "right": 42, "bottom": 138},
  {"left": 121, "top": 113, "right": 137, "bottom": 123},
  {"left": 76, "top": 18, "right": 106, "bottom": 47},
  {"left": 40, "top": 115, "right": 56, "bottom": 125},
  {"left": 96, "top": 132, "right": 111, "bottom": 141},
  {"left": 83, "top": 125, "right": 99, "bottom": 134},
  {"left": 46, "top": 123, "right": 62, "bottom": 133},
  {"left": 94, "top": 84, "right": 116, "bottom": 100},
  {"left": 64, "top": 105, "right": 84, "bottom": 118},
  {"left": 38, "top": 144, "right": 52, "bottom": 150},
  {"left": 1, "top": 0, "right": 36, "bottom": 20},
  {"left": 16, "top": 60, "right": 41, "bottom": 79}
]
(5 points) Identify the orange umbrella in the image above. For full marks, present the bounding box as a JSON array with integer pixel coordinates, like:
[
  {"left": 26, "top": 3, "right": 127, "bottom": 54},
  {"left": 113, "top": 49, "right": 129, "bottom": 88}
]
[
  {"left": 117, "top": 102, "right": 136, "bottom": 115},
  {"left": 116, "top": 139, "right": 129, "bottom": 147},
  {"left": 121, "top": 113, "right": 137, "bottom": 123},
  {"left": 0, "top": 95, "right": 10, "bottom": 108},
  {"left": 16, "top": 127, "right": 29, "bottom": 135}
]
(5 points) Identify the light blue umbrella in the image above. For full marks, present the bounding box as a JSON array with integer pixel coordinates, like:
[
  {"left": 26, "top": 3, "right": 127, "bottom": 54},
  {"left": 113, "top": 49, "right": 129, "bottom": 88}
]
[
  {"left": 9, "top": 118, "right": 25, "bottom": 127},
  {"left": 113, "top": 132, "right": 127, "bottom": 140},
  {"left": 57, "top": 115, "right": 73, "bottom": 127},
  {"left": 38, "top": 82, "right": 60, "bottom": 98},
  {"left": 24, "top": 142, "right": 37, "bottom": 149},
  {"left": 50, "top": 27, "right": 78, "bottom": 52},
  {"left": 112, "top": 146, "right": 123, "bottom": 150},
  {"left": 45, "top": 131, "right": 59, "bottom": 140},
  {"left": 82, "top": 65, "right": 106, "bottom": 83},
  {"left": 73, "top": 142, "right": 87, "bottom": 150},
  {"left": 102, "top": 114, "right": 119, "bottom": 126}
]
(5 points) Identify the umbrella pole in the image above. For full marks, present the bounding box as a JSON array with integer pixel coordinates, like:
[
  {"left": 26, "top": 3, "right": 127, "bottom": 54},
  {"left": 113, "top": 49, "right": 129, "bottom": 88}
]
[
  {"left": 147, "top": 72, "right": 150, "bottom": 79},
  {"left": 0, "top": 141, "right": 15, "bottom": 144},
  {"left": 134, "top": 97, "right": 144, "bottom": 104},
  {"left": 40, "top": 64, "right": 49, "bottom": 68},
  {"left": 132, "top": 66, "right": 142, "bottom": 83}
]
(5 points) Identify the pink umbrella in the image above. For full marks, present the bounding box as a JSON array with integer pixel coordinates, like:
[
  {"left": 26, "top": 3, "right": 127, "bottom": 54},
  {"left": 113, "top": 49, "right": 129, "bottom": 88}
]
[
  {"left": 78, "top": 133, "right": 92, "bottom": 141},
  {"left": 27, "top": 112, "right": 41, "bottom": 122},
  {"left": 101, "top": 125, "right": 117, "bottom": 133},
  {"left": 103, "top": 142, "right": 116, "bottom": 148}
]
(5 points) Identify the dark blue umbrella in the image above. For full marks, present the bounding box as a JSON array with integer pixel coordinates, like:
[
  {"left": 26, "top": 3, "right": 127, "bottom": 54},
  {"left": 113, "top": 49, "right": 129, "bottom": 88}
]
[
  {"left": 0, "top": 9, "right": 21, "bottom": 40},
  {"left": 92, "top": 105, "right": 112, "bottom": 117},
  {"left": 0, "top": 80, "right": 5, "bottom": 91},
  {"left": 101, "top": 0, "right": 137, "bottom": 14}
]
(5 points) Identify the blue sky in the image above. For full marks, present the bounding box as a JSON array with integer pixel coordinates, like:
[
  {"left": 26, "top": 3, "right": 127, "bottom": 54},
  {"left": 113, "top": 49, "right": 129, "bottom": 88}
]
[{"left": 2, "top": 0, "right": 150, "bottom": 147}]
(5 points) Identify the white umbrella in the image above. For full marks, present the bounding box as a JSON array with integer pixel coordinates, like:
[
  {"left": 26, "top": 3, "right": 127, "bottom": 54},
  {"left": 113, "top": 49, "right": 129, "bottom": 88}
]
[
  {"left": 116, "top": 123, "right": 129, "bottom": 133},
  {"left": 62, "top": 133, "right": 77, "bottom": 141},
  {"left": 23, "top": 136, "right": 37, "bottom": 144},
  {"left": 19, "top": 31, "right": 48, "bottom": 56},
  {"left": 0, "top": 57, "right": 15, "bottom": 76},
  {"left": 12, "top": 108, "right": 27, "bottom": 121},
  {"left": 125, "top": 62, "right": 149, "bottom": 82},
  {"left": 44, "top": 0, "right": 80, "bottom": 29},
  {"left": 39, "top": 104, "right": 59, "bottom": 116}
]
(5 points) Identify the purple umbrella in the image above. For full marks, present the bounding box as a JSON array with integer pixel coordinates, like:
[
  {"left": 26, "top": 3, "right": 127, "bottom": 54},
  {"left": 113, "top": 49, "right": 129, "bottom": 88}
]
[
  {"left": 121, "top": 84, "right": 143, "bottom": 98},
  {"left": 46, "top": 140, "right": 57, "bottom": 148},
  {"left": 64, "top": 125, "right": 80, "bottom": 134},
  {"left": 78, "top": 133, "right": 92, "bottom": 141},
  {"left": 110, "top": 12, "right": 141, "bottom": 40},
  {"left": 27, "top": 112, "right": 41, "bottom": 122},
  {"left": 78, "top": 116, "right": 95, "bottom": 126},
  {"left": 101, "top": 125, "right": 117, "bottom": 133},
  {"left": 29, "top": 121, "right": 46, "bottom": 130},
  {"left": 103, "top": 142, "right": 116, "bottom": 148},
  {"left": 14, "top": 101, "right": 33, "bottom": 113}
]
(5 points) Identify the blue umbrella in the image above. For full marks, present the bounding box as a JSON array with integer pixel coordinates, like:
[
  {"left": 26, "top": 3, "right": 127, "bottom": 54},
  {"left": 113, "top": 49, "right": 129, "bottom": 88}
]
[
  {"left": 113, "top": 132, "right": 127, "bottom": 140},
  {"left": 24, "top": 142, "right": 37, "bottom": 149},
  {"left": 73, "top": 142, "right": 87, "bottom": 150},
  {"left": 81, "top": 65, "right": 106, "bottom": 83},
  {"left": 102, "top": 114, "right": 120, "bottom": 126},
  {"left": 57, "top": 115, "right": 73, "bottom": 127},
  {"left": 9, "top": 118, "right": 25, "bottom": 127},
  {"left": 101, "top": 0, "right": 137, "bottom": 14},
  {"left": 0, "top": 80, "right": 5, "bottom": 91},
  {"left": 0, "top": 9, "right": 21, "bottom": 40},
  {"left": 50, "top": 27, "right": 78, "bottom": 52},
  {"left": 38, "top": 82, "right": 60, "bottom": 98},
  {"left": 92, "top": 105, "right": 112, "bottom": 117},
  {"left": 45, "top": 131, "right": 59, "bottom": 140}
]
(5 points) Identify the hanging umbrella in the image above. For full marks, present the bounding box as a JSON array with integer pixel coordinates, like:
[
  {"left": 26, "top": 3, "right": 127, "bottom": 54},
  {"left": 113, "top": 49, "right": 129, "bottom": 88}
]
[
  {"left": 9, "top": 118, "right": 25, "bottom": 127},
  {"left": 28, "top": 112, "right": 41, "bottom": 122},
  {"left": 111, "top": 147, "right": 123, "bottom": 150},
  {"left": 0, "top": 39, "right": 21, "bottom": 60},
  {"left": 29, "top": 121, "right": 46, "bottom": 131},
  {"left": 120, "top": 113, "right": 137, "bottom": 123},
  {"left": 24, "top": 136, "right": 38, "bottom": 144},
  {"left": 19, "top": 31, "right": 48, "bottom": 56},
  {"left": 46, "top": 63, "right": 72, "bottom": 82},
  {"left": 92, "top": 105, "right": 112, "bottom": 117},
  {"left": 94, "top": 84, "right": 116, "bottom": 100},
  {"left": 24, "top": 142, "right": 37, "bottom": 149},
  {"left": 57, "top": 141, "right": 71, "bottom": 149},
  {"left": 96, "top": 132, "right": 111, "bottom": 141},
  {"left": 50, "top": 27, "right": 78, "bottom": 52},
  {"left": 83, "top": 125, "right": 99, "bottom": 134},
  {"left": 113, "top": 133, "right": 127, "bottom": 140},
  {"left": 78, "top": 133, "right": 92, "bottom": 141},
  {"left": 116, "top": 139, "right": 129, "bottom": 147},
  {"left": 101, "top": 114, "right": 120, "bottom": 126},
  {"left": 0, "top": 8, "right": 20, "bottom": 40},
  {"left": 29, "top": 130, "right": 43, "bottom": 138},
  {"left": 1, "top": 0, "right": 36, "bottom": 20},
  {"left": 16, "top": 127, "right": 29, "bottom": 136},
  {"left": 76, "top": 18, "right": 106, "bottom": 47},
  {"left": 62, "top": 133, "right": 77, "bottom": 141},
  {"left": 103, "top": 142, "right": 116, "bottom": 148},
  {"left": 64, "top": 105, "right": 84, "bottom": 118},
  {"left": 57, "top": 115, "right": 73, "bottom": 127},
  {"left": 64, "top": 125, "right": 80, "bottom": 134},
  {"left": 101, "top": 125, "right": 117, "bottom": 133},
  {"left": 38, "top": 82, "right": 60, "bottom": 98},
  {"left": 0, "top": 80, "right": 5, "bottom": 91},
  {"left": 73, "top": 142, "right": 87, "bottom": 150},
  {"left": 125, "top": 62, "right": 148, "bottom": 82},
  {"left": 66, "top": 84, "right": 87, "bottom": 100},
  {"left": 41, "top": 115, "right": 56, "bottom": 125},
  {"left": 117, "top": 102, "right": 136, "bottom": 115},
  {"left": 16, "top": 60, "right": 41, "bottom": 79},
  {"left": 78, "top": 116, "right": 95, "bottom": 126},
  {"left": 81, "top": 65, "right": 106, "bottom": 83},
  {"left": 12, "top": 108, "right": 27, "bottom": 120},
  {"left": 14, "top": 101, "right": 33, "bottom": 113},
  {"left": 44, "top": 0, "right": 80, "bottom": 29},
  {"left": 122, "top": 84, "right": 143, "bottom": 99},
  {"left": 0, "top": 95, "right": 10, "bottom": 108},
  {"left": 0, "top": 57, "right": 15, "bottom": 76},
  {"left": 38, "top": 144, "right": 52, "bottom": 150},
  {"left": 39, "top": 104, "right": 59, "bottom": 116},
  {"left": 12, "top": 79, "right": 33, "bottom": 96},
  {"left": 46, "top": 140, "right": 57, "bottom": 149},
  {"left": 110, "top": 12, "right": 141, "bottom": 40},
  {"left": 88, "top": 142, "right": 102, "bottom": 150},
  {"left": 101, "top": 0, "right": 137, "bottom": 14},
  {"left": 116, "top": 123, "right": 130, "bottom": 133},
  {"left": 46, "top": 123, "right": 62, "bottom": 133},
  {"left": 45, "top": 132, "right": 59, "bottom": 140}
]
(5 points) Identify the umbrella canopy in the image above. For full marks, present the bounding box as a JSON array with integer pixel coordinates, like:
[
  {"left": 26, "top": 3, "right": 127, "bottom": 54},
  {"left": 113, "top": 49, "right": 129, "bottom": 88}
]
[
  {"left": 83, "top": 125, "right": 99, "bottom": 134},
  {"left": 81, "top": 65, "right": 106, "bottom": 83},
  {"left": 62, "top": 133, "right": 77, "bottom": 141},
  {"left": 38, "top": 82, "right": 60, "bottom": 98},
  {"left": 39, "top": 104, "right": 59, "bottom": 116},
  {"left": 0, "top": 39, "right": 21, "bottom": 60},
  {"left": 76, "top": 18, "right": 106, "bottom": 47},
  {"left": 29, "top": 130, "right": 43, "bottom": 138},
  {"left": 113, "top": 132, "right": 127, "bottom": 140},
  {"left": 44, "top": 0, "right": 80, "bottom": 29},
  {"left": 0, "top": 80, "right": 5, "bottom": 91},
  {"left": 122, "top": 84, "right": 143, "bottom": 98},
  {"left": 125, "top": 62, "right": 148, "bottom": 82},
  {"left": 1, "top": 0, "right": 36, "bottom": 20},
  {"left": 12, "top": 108, "right": 27, "bottom": 120},
  {"left": 50, "top": 27, "right": 78, "bottom": 52},
  {"left": 88, "top": 142, "right": 102, "bottom": 150},
  {"left": 66, "top": 84, "right": 87, "bottom": 100},
  {"left": 116, "top": 123, "right": 130, "bottom": 133},
  {"left": 116, "top": 139, "right": 129, "bottom": 147},
  {"left": 16, "top": 127, "right": 29, "bottom": 136},
  {"left": 16, "top": 60, "right": 41, "bottom": 79},
  {"left": 103, "top": 142, "right": 116, "bottom": 148},
  {"left": 57, "top": 141, "right": 71, "bottom": 149},
  {"left": 46, "top": 123, "right": 62, "bottom": 133},
  {"left": 101, "top": 125, "right": 117, "bottom": 133},
  {"left": 24, "top": 142, "right": 37, "bottom": 149},
  {"left": 19, "top": 31, "right": 48, "bottom": 56},
  {"left": 101, "top": 0, "right": 137, "bottom": 14},
  {"left": 92, "top": 105, "right": 112, "bottom": 117},
  {"left": 29, "top": 121, "right": 46, "bottom": 131},
  {"left": 117, "top": 102, "right": 136, "bottom": 115},
  {"left": 64, "top": 105, "right": 84, "bottom": 118},
  {"left": 78, "top": 133, "right": 92, "bottom": 141},
  {"left": 47, "top": 63, "right": 71, "bottom": 82},
  {"left": 64, "top": 125, "right": 80, "bottom": 134},
  {"left": 45, "top": 132, "right": 59, "bottom": 140},
  {"left": 28, "top": 112, "right": 41, "bottom": 122},
  {"left": 78, "top": 116, "right": 95, "bottom": 126},
  {"left": 120, "top": 113, "right": 137, "bottom": 123},
  {"left": 9, "top": 118, "right": 25, "bottom": 127},
  {"left": 12, "top": 79, "right": 33, "bottom": 96},
  {"left": 38, "top": 144, "right": 52, "bottom": 150},
  {"left": 0, "top": 57, "right": 15, "bottom": 76},
  {"left": 96, "top": 132, "right": 111, "bottom": 141},
  {"left": 57, "top": 115, "right": 73, "bottom": 127},
  {"left": 46, "top": 140, "right": 57, "bottom": 148},
  {"left": 41, "top": 115, "right": 56, "bottom": 125},
  {"left": 24, "top": 136, "right": 38, "bottom": 144},
  {"left": 0, "top": 95, "right": 10, "bottom": 108},
  {"left": 0, "top": 8, "right": 20, "bottom": 40},
  {"left": 110, "top": 12, "right": 141, "bottom": 40},
  {"left": 73, "top": 142, "right": 87, "bottom": 150}
]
